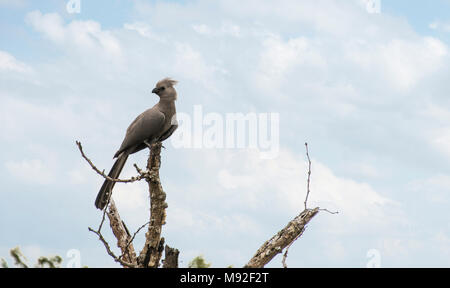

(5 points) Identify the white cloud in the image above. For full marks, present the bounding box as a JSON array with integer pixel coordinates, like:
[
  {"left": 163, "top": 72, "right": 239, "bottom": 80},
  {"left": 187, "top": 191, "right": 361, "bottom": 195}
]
[
  {"left": 409, "top": 174, "right": 450, "bottom": 203},
  {"left": 323, "top": 240, "right": 347, "bottom": 260},
  {"left": 418, "top": 103, "right": 450, "bottom": 160},
  {"left": 173, "top": 42, "right": 226, "bottom": 91},
  {"left": 175, "top": 148, "right": 397, "bottom": 231},
  {"left": 379, "top": 237, "right": 422, "bottom": 258},
  {"left": 174, "top": 43, "right": 210, "bottom": 82},
  {"left": 0, "top": 0, "right": 26, "bottom": 8},
  {"left": 434, "top": 232, "right": 450, "bottom": 256},
  {"left": 257, "top": 35, "right": 326, "bottom": 89},
  {"left": 68, "top": 166, "right": 95, "bottom": 185},
  {"left": 221, "top": 22, "right": 241, "bottom": 37},
  {"left": 421, "top": 102, "right": 450, "bottom": 122},
  {"left": 218, "top": 0, "right": 367, "bottom": 37},
  {"left": 0, "top": 94, "right": 100, "bottom": 142},
  {"left": 113, "top": 182, "right": 148, "bottom": 213},
  {"left": 0, "top": 50, "right": 32, "bottom": 73},
  {"left": 429, "top": 20, "right": 450, "bottom": 32},
  {"left": 308, "top": 161, "right": 392, "bottom": 223},
  {"left": 346, "top": 37, "right": 448, "bottom": 90},
  {"left": 109, "top": 165, "right": 156, "bottom": 227},
  {"left": 123, "top": 22, "right": 164, "bottom": 42},
  {"left": 26, "top": 11, "right": 65, "bottom": 42},
  {"left": 432, "top": 130, "right": 450, "bottom": 159},
  {"left": 25, "top": 10, "right": 122, "bottom": 60},
  {"left": 192, "top": 22, "right": 241, "bottom": 37},
  {"left": 342, "top": 162, "right": 380, "bottom": 179},
  {"left": 192, "top": 24, "right": 213, "bottom": 35},
  {"left": 168, "top": 207, "right": 261, "bottom": 236},
  {"left": 5, "top": 159, "right": 55, "bottom": 185}
]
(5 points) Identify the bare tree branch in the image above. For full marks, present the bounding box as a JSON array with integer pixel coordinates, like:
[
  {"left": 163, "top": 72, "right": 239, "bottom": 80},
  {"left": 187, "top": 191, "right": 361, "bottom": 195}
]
[
  {"left": 88, "top": 227, "right": 137, "bottom": 268},
  {"left": 282, "top": 230, "right": 301, "bottom": 268},
  {"left": 78, "top": 140, "right": 178, "bottom": 268},
  {"left": 87, "top": 185, "right": 137, "bottom": 268},
  {"left": 120, "top": 221, "right": 150, "bottom": 261},
  {"left": 246, "top": 142, "right": 336, "bottom": 268},
  {"left": 76, "top": 141, "right": 146, "bottom": 183},
  {"left": 280, "top": 142, "right": 316, "bottom": 268},
  {"left": 78, "top": 140, "right": 175, "bottom": 268},
  {"left": 137, "top": 142, "right": 168, "bottom": 268},
  {"left": 107, "top": 199, "right": 138, "bottom": 266},
  {"left": 245, "top": 207, "right": 320, "bottom": 268},
  {"left": 80, "top": 138, "right": 331, "bottom": 269},
  {"left": 162, "top": 245, "right": 180, "bottom": 268},
  {"left": 78, "top": 140, "right": 146, "bottom": 267},
  {"left": 319, "top": 208, "right": 339, "bottom": 215},
  {"left": 304, "top": 142, "right": 312, "bottom": 210}
]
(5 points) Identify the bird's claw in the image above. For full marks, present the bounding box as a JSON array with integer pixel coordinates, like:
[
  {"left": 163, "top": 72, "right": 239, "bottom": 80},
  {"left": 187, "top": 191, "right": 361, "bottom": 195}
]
[{"left": 144, "top": 140, "right": 152, "bottom": 149}]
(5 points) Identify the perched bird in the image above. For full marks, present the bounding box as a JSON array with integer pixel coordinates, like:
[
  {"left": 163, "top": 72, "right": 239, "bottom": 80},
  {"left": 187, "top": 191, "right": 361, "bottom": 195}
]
[{"left": 95, "top": 78, "right": 179, "bottom": 210}]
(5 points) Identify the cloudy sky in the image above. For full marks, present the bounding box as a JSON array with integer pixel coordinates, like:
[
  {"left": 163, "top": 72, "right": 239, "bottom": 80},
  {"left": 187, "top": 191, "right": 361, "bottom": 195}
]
[{"left": 1, "top": 0, "right": 450, "bottom": 268}]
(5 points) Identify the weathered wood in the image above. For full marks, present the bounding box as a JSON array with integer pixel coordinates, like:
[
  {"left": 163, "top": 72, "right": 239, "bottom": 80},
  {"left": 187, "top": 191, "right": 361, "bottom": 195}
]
[
  {"left": 245, "top": 207, "right": 320, "bottom": 268},
  {"left": 107, "top": 199, "right": 138, "bottom": 267},
  {"left": 163, "top": 245, "right": 180, "bottom": 268},
  {"left": 138, "top": 142, "right": 168, "bottom": 268}
]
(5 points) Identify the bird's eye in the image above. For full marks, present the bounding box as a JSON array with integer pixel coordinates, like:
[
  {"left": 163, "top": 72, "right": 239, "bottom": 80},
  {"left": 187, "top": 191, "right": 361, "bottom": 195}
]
[{"left": 161, "top": 87, "right": 166, "bottom": 90}]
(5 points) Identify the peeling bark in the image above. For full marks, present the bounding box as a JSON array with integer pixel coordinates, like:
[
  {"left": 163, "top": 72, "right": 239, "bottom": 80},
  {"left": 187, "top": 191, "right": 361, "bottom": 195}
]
[
  {"left": 107, "top": 199, "right": 138, "bottom": 267},
  {"left": 163, "top": 245, "right": 180, "bottom": 268},
  {"left": 245, "top": 207, "right": 320, "bottom": 268},
  {"left": 138, "top": 142, "right": 168, "bottom": 268}
]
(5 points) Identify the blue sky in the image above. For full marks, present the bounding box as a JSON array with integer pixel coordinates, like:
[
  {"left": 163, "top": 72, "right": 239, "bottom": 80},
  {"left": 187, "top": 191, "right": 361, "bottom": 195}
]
[{"left": 1, "top": 0, "right": 450, "bottom": 267}]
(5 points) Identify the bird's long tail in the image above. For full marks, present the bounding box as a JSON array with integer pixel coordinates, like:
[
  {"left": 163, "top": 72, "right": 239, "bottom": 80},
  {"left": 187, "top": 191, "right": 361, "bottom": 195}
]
[{"left": 95, "top": 153, "right": 129, "bottom": 210}]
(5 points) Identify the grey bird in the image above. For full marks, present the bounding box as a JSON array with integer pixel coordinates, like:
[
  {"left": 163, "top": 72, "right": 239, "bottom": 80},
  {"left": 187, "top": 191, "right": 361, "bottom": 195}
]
[{"left": 95, "top": 78, "right": 179, "bottom": 210}]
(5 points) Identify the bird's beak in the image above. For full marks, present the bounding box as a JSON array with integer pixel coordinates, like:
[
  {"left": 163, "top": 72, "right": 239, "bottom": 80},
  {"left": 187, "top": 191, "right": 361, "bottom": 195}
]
[{"left": 152, "top": 87, "right": 161, "bottom": 94}]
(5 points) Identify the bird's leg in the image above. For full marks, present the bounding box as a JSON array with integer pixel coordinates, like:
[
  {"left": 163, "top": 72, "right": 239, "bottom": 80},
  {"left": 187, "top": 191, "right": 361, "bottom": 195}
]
[
  {"left": 144, "top": 140, "right": 165, "bottom": 149},
  {"left": 144, "top": 140, "right": 152, "bottom": 149}
]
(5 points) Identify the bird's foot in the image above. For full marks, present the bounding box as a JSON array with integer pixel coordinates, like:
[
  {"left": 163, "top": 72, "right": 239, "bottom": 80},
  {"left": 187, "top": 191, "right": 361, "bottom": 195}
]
[{"left": 144, "top": 140, "right": 152, "bottom": 149}]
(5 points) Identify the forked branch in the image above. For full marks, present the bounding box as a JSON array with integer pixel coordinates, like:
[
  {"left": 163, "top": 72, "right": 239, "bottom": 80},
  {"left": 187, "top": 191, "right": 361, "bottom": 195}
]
[
  {"left": 246, "top": 142, "right": 336, "bottom": 268},
  {"left": 77, "top": 140, "right": 173, "bottom": 268}
]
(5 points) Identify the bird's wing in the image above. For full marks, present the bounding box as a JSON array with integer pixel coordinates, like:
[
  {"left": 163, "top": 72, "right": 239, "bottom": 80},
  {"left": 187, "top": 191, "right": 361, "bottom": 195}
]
[
  {"left": 158, "top": 114, "right": 178, "bottom": 142},
  {"left": 114, "top": 107, "right": 165, "bottom": 157},
  {"left": 158, "top": 124, "right": 178, "bottom": 142}
]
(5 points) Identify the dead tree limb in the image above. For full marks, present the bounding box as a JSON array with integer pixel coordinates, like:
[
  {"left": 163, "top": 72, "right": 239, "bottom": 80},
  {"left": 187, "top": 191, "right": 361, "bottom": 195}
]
[
  {"left": 77, "top": 140, "right": 175, "bottom": 268},
  {"left": 107, "top": 199, "right": 138, "bottom": 266},
  {"left": 79, "top": 139, "right": 332, "bottom": 268},
  {"left": 137, "top": 142, "right": 168, "bottom": 268},
  {"left": 87, "top": 227, "right": 137, "bottom": 268},
  {"left": 162, "top": 245, "right": 180, "bottom": 268},
  {"left": 245, "top": 207, "right": 319, "bottom": 268},
  {"left": 304, "top": 142, "right": 312, "bottom": 210},
  {"left": 76, "top": 141, "right": 145, "bottom": 183},
  {"left": 245, "top": 142, "right": 336, "bottom": 268}
]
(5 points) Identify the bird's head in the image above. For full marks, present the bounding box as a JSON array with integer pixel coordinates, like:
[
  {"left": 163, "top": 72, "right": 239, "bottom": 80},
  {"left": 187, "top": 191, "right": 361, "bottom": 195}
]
[{"left": 152, "top": 78, "right": 178, "bottom": 101}]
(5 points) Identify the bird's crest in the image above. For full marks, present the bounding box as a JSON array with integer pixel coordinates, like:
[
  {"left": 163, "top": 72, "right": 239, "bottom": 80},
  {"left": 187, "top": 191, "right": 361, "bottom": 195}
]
[{"left": 157, "top": 77, "right": 178, "bottom": 88}]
